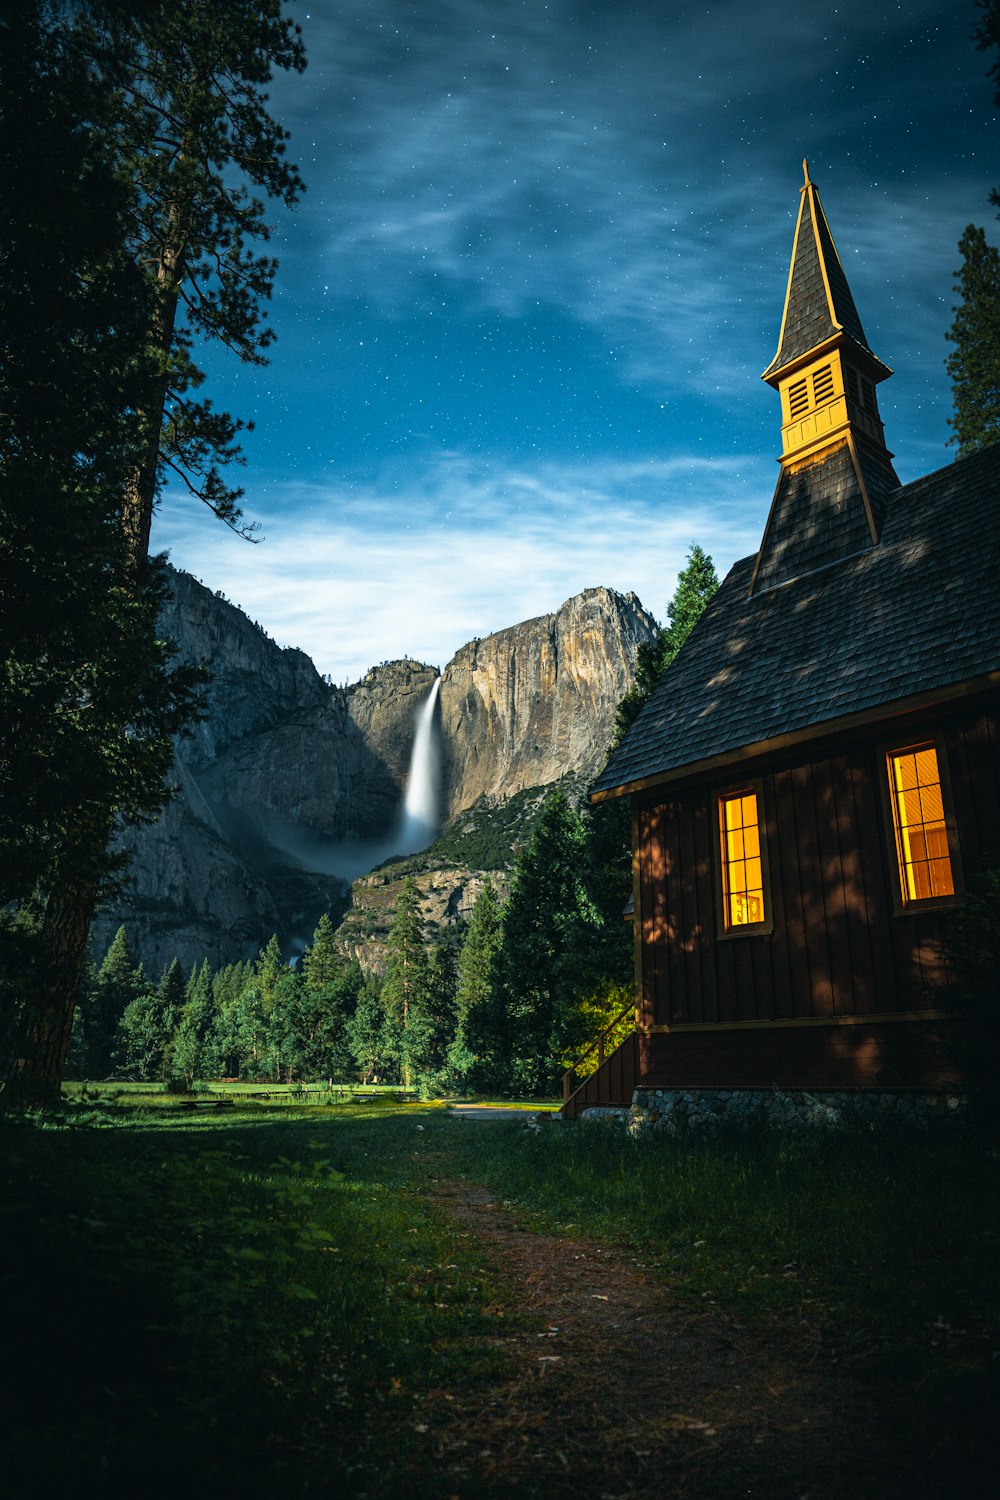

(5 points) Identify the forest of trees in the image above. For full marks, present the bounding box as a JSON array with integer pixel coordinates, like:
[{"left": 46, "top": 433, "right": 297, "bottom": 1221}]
[
  {"left": 7, "top": 1, "right": 997, "bottom": 1114},
  {"left": 64, "top": 542, "right": 721, "bottom": 1100},
  {"left": 0, "top": 2, "right": 306, "bottom": 1107},
  {"left": 71, "top": 790, "right": 636, "bottom": 1098}
]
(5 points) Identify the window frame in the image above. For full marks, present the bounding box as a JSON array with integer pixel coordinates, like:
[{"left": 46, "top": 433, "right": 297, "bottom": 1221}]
[
  {"left": 714, "top": 779, "right": 774, "bottom": 939},
  {"left": 879, "top": 735, "right": 965, "bottom": 915}
]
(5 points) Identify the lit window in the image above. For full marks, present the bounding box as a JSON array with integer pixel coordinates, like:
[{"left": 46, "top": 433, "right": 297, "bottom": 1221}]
[
  {"left": 720, "top": 791, "right": 766, "bottom": 927},
  {"left": 887, "top": 745, "right": 955, "bottom": 903}
]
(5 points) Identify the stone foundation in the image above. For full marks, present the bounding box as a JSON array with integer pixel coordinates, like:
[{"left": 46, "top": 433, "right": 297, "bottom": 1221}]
[{"left": 626, "top": 1086, "right": 966, "bottom": 1135}]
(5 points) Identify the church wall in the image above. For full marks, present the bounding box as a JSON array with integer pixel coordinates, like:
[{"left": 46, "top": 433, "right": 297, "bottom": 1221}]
[{"left": 630, "top": 699, "right": 999, "bottom": 1091}]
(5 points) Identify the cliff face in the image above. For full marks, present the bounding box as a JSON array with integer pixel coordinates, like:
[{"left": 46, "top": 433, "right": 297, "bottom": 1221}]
[
  {"left": 439, "top": 588, "right": 657, "bottom": 815},
  {"left": 94, "top": 571, "right": 656, "bottom": 974}
]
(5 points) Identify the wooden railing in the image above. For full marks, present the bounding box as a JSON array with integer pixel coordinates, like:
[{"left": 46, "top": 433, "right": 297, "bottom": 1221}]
[{"left": 561, "top": 1001, "right": 637, "bottom": 1105}]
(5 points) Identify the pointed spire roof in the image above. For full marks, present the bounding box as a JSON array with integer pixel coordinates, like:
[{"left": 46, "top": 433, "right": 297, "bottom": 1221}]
[{"left": 763, "top": 161, "right": 886, "bottom": 382}]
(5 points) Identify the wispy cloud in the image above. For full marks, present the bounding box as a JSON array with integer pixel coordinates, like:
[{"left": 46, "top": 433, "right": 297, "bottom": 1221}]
[
  {"left": 157, "top": 2, "right": 989, "bottom": 681},
  {"left": 153, "top": 450, "right": 767, "bottom": 682},
  {"left": 282, "top": 0, "right": 989, "bottom": 431}
]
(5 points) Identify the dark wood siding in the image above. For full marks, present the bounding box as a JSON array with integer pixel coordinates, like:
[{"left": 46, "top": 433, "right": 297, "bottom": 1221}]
[
  {"left": 632, "top": 701, "right": 1000, "bottom": 1088},
  {"left": 639, "top": 1019, "right": 963, "bottom": 1092}
]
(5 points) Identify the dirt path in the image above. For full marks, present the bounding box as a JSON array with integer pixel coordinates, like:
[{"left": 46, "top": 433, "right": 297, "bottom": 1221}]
[{"left": 403, "top": 1175, "right": 931, "bottom": 1500}]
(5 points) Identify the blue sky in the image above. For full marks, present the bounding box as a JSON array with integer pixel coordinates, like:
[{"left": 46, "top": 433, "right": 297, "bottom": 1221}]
[{"left": 152, "top": 0, "right": 997, "bottom": 682}]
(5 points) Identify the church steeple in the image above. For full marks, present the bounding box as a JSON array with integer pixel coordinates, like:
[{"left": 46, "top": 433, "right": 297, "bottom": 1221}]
[{"left": 751, "top": 163, "right": 900, "bottom": 594}]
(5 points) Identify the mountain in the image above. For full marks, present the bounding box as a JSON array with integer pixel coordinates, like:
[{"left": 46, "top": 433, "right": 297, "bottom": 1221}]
[{"left": 92, "top": 570, "right": 657, "bottom": 974}]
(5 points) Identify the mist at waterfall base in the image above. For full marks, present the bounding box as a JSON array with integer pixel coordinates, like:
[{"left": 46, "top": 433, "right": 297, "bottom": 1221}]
[{"left": 261, "top": 678, "right": 444, "bottom": 886}]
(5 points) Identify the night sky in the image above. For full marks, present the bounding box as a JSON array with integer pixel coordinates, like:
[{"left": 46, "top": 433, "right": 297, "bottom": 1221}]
[{"left": 151, "top": 0, "right": 997, "bottom": 682}]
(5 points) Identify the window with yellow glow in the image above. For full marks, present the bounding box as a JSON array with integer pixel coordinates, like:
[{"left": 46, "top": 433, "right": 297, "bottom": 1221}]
[
  {"left": 887, "top": 745, "right": 955, "bottom": 903},
  {"left": 720, "top": 791, "right": 766, "bottom": 927}
]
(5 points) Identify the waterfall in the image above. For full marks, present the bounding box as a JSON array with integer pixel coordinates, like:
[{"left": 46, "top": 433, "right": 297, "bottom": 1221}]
[{"left": 397, "top": 676, "right": 442, "bottom": 854}]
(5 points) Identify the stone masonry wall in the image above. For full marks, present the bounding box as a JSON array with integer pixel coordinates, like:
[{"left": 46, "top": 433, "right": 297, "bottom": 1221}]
[{"left": 626, "top": 1087, "right": 967, "bottom": 1135}]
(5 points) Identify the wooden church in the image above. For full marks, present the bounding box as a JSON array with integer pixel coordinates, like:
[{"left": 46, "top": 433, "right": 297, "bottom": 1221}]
[{"left": 565, "top": 163, "right": 1000, "bottom": 1125}]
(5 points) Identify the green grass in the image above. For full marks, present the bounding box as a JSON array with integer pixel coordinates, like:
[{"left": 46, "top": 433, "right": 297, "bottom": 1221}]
[
  {"left": 0, "top": 1098, "right": 521, "bottom": 1498},
  {"left": 4, "top": 1096, "right": 998, "bottom": 1496},
  {"left": 445, "top": 1116, "right": 1000, "bottom": 1442},
  {"left": 447, "top": 1118, "right": 1000, "bottom": 1315}
]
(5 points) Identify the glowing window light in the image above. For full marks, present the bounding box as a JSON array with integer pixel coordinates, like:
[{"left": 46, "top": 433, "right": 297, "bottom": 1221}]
[
  {"left": 888, "top": 745, "right": 955, "bottom": 903},
  {"left": 721, "top": 791, "right": 766, "bottom": 927}
]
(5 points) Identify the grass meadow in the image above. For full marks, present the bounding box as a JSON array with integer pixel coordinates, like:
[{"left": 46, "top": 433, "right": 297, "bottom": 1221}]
[{"left": 2, "top": 1088, "right": 997, "bottom": 1495}]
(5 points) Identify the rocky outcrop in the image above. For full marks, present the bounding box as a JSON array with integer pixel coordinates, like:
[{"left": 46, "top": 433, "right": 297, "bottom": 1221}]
[
  {"left": 439, "top": 588, "right": 657, "bottom": 815},
  {"left": 333, "top": 863, "right": 512, "bottom": 975},
  {"left": 95, "top": 572, "right": 656, "bottom": 974}
]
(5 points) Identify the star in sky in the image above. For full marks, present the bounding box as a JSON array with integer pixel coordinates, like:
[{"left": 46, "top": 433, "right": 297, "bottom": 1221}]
[{"left": 152, "top": 0, "right": 996, "bottom": 682}]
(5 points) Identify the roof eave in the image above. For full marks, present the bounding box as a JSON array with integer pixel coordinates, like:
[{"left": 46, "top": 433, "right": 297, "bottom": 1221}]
[
  {"left": 761, "top": 331, "right": 893, "bottom": 388},
  {"left": 589, "top": 669, "right": 1000, "bottom": 804}
]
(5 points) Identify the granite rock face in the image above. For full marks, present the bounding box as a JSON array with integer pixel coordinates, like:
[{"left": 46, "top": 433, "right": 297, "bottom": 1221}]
[
  {"left": 95, "top": 571, "right": 656, "bottom": 973},
  {"left": 439, "top": 588, "right": 657, "bottom": 816}
]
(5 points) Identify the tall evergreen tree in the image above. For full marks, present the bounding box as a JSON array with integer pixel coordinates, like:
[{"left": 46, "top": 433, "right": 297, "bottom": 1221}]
[
  {"left": 2, "top": 2, "right": 306, "bottom": 1107},
  {"left": 346, "top": 975, "right": 388, "bottom": 1085},
  {"left": 300, "top": 948, "right": 363, "bottom": 1082},
  {"left": 420, "top": 935, "right": 461, "bottom": 1093},
  {"left": 495, "top": 793, "right": 604, "bottom": 1096},
  {"left": 612, "top": 544, "right": 719, "bottom": 747},
  {"left": 449, "top": 883, "right": 505, "bottom": 1091},
  {"left": 171, "top": 959, "right": 214, "bottom": 1087},
  {"left": 91, "top": 926, "right": 148, "bottom": 1077},
  {"left": 301, "top": 914, "right": 343, "bottom": 991},
  {"left": 255, "top": 934, "right": 286, "bottom": 1008},
  {"left": 268, "top": 967, "right": 306, "bottom": 1082},
  {"left": 381, "top": 879, "right": 434, "bottom": 1089},
  {"left": 0, "top": 6, "right": 200, "bottom": 1106},
  {"left": 946, "top": 224, "right": 1000, "bottom": 457}
]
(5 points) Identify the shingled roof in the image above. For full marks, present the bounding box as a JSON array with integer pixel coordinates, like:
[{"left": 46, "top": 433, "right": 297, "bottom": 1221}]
[
  {"left": 592, "top": 444, "right": 1000, "bottom": 800},
  {"left": 762, "top": 162, "right": 885, "bottom": 379},
  {"left": 751, "top": 436, "right": 900, "bottom": 592}
]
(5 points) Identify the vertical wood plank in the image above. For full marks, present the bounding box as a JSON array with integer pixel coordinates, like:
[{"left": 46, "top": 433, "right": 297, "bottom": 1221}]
[
  {"left": 846, "top": 755, "right": 897, "bottom": 1012},
  {"left": 693, "top": 796, "right": 719, "bottom": 1024},
  {"left": 678, "top": 792, "right": 705, "bottom": 1024},
  {"left": 766, "top": 769, "right": 797, "bottom": 1018},
  {"left": 791, "top": 763, "right": 833, "bottom": 1015},
  {"left": 812, "top": 756, "right": 855, "bottom": 1014}
]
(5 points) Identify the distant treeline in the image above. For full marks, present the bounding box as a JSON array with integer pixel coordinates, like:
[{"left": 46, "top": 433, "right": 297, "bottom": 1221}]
[{"left": 69, "top": 792, "right": 634, "bottom": 1098}]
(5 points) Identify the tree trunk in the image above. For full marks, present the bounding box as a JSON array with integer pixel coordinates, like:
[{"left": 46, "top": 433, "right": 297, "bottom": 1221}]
[
  {"left": 122, "top": 257, "right": 181, "bottom": 577},
  {"left": 2, "top": 881, "right": 98, "bottom": 1110}
]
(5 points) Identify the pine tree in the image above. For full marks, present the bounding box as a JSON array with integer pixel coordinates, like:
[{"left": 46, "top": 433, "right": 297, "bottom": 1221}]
[
  {"left": 449, "top": 884, "right": 505, "bottom": 1090},
  {"left": 612, "top": 544, "right": 719, "bottom": 747},
  {"left": 301, "top": 914, "right": 343, "bottom": 991},
  {"left": 2, "top": 3, "right": 305, "bottom": 1107},
  {"left": 228, "top": 982, "right": 267, "bottom": 1081},
  {"left": 300, "top": 954, "right": 363, "bottom": 1082},
  {"left": 88, "top": 926, "right": 147, "bottom": 1078},
  {"left": 346, "top": 975, "right": 389, "bottom": 1084},
  {"left": 117, "top": 952, "right": 183, "bottom": 1080},
  {"left": 0, "top": 7, "right": 201, "bottom": 1106},
  {"left": 381, "top": 879, "right": 434, "bottom": 1089},
  {"left": 420, "top": 935, "right": 461, "bottom": 1094},
  {"left": 255, "top": 935, "right": 286, "bottom": 1007},
  {"left": 494, "top": 793, "right": 604, "bottom": 1096},
  {"left": 171, "top": 959, "right": 214, "bottom": 1087},
  {"left": 946, "top": 224, "right": 1000, "bottom": 457}
]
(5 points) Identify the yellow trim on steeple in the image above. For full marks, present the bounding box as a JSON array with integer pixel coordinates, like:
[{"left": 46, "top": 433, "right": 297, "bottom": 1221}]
[
  {"left": 767, "top": 175, "right": 810, "bottom": 380},
  {"left": 762, "top": 164, "right": 894, "bottom": 469},
  {"left": 807, "top": 176, "right": 843, "bottom": 338}
]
